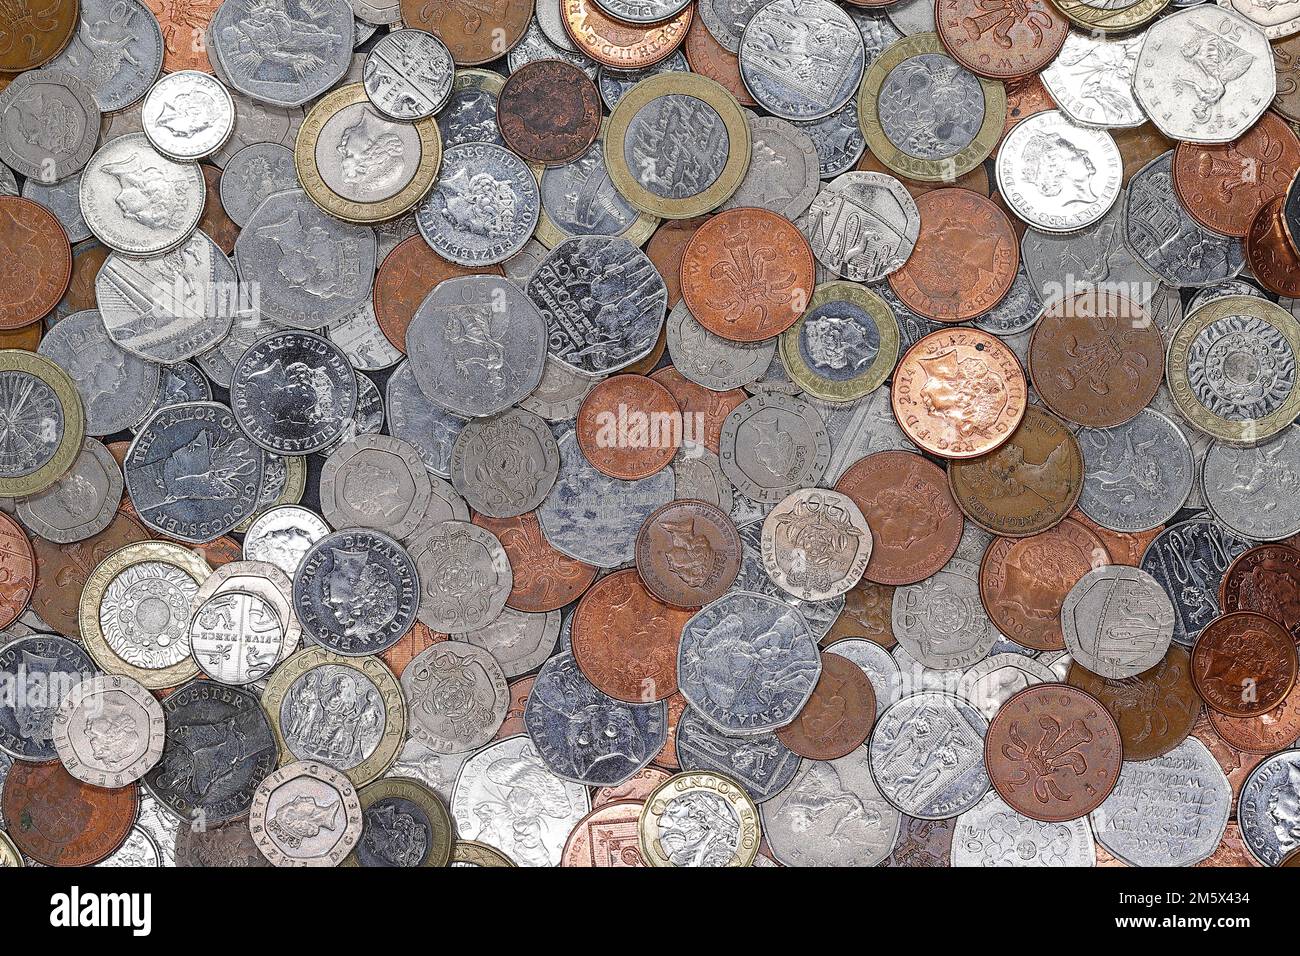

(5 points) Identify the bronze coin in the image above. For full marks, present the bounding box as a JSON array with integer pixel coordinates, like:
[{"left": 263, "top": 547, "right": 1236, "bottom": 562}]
[
  {"left": 634, "top": 498, "right": 741, "bottom": 608},
  {"left": 2, "top": 760, "right": 138, "bottom": 866},
  {"left": 472, "top": 511, "right": 598, "bottom": 612},
  {"left": 999, "top": 75, "right": 1056, "bottom": 145},
  {"left": 561, "top": 0, "right": 692, "bottom": 70},
  {"left": 0, "top": 323, "right": 41, "bottom": 351},
  {"left": 1028, "top": 289, "right": 1163, "bottom": 428},
  {"left": 498, "top": 59, "right": 602, "bottom": 166},
  {"left": 649, "top": 365, "right": 746, "bottom": 455},
  {"left": 679, "top": 207, "right": 816, "bottom": 342},
  {"left": 856, "top": 150, "right": 992, "bottom": 198},
  {"left": 979, "top": 517, "right": 1108, "bottom": 652},
  {"left": 1245, "top": 195, "right": 1300, "bottom": 298},
  {"left": 373, "top": 235, "right": 503, "bottom": 353},
  {"left": 1209, "top": 679, "right": 1300, "bottom": 756},
  {"left": 821, "top": 578, "right": 896, "bottom": 649},
  {"left": 0, "top": 0, "right": 79, "bottom": 71},
  {"left": 378, "top": 621, "right": 449, "bottom": 678},
  {"left": 1196, "top": 823, "right": 1260, "bottom": 868},
  {"left": 561, "top": 800, "right": 648, "bottom": 866},
  {"left": 887, "top": 188, "right": 1018, "bottom": 323},
  {"left": 60, "top": 241, "right": 110, "bottom": 315},
  {"left": 0, "top": 197, "right": 72, "bottom": 329},
  {"left": 1069, "top": 510, "right": 1162, "bottom": 568},
  {"left": 593, "top": 767, "right": 672, "bottom": 809},
  {"left": 144, "top": 0, "right": 220, "bottom": 73},
  {"left": 1221, "top": 543, "right": 1300, "bottom": 644},
  {"left": 0, "top": 511, "right": 35, "bottom": 630},
  {"left": 834, "top": 450, "right": 963, "bottom": 586},
  {"left": 1113, "top": 123, "right": 1176, "bottom": 186},
  {"left": 682, "top": 13, "right": 756, "bottom": 107},
  {"left": 948, "top": 404, "right": 1083, "bottom": 536},
  {"left": 1191, "top": 611, "right": 1299, "bottom": 718},
  {"left": 400, "top": 0, "right": 533, "bottom": 66},
  {"left": 1276, "top": 35, "right": 1300, "bottom": 125},
  {"left": 1067, "top": 644, "right": 1202, "bottom": 761},
  {"left": 493, "top": 675, "right": 537, "bottom": 741},
  {"left": 645, "top": 216, "right": 708, "bottom": 308},
  {"left": 570, "top": 568, "right": 692, "bottom": 702},
  {"left": 651, "top": 690, "right": 686, "bottom": 770},
  {"left": 985, "top": 683, "right": 1123, "bottom": 823},
  {"left": 936, "top": 0, "right": 1068, "bottom": 81},
  {"left": 775, "top": 652, "right": 875, "bottom": 760},
  {"left": 576, "top": 373, "right": 679, "bottom": 479},
  {"left": 199, "top": 164, "right": 238, "bottom": 254}
]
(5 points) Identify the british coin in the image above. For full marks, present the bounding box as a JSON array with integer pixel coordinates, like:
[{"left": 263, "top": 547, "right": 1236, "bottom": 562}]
[
  {"left": 0, "top": 70, "right": 99, "bottom": 182},
  {"left": 561, "top": 0, "right": 693, "bottom": 70},
  {"left": 639, "top": 770, "right": 760, "bottom": 866},
  {"left": 49, "top": 0, "right": 161, "bottom": 112},
  {"left": 473, "top": 512, "right": 597, "bottom": 613},
  {"left": 342, "top": 776, "right": 452, "bottom": 868},
  {"left": 1247, "top": 196, "right": 1300, "bottom": 299},
  {"left": 38, "top": 309, "right": 159, "bottom": 436},
  {"left": 401, "top": 640, "right": 508, "bottom": 754},
  {"left": 408, "top": 519, "right": 511, "bottom": 633},
  {"left": 675, "top": 706, "right": 800, "bottom": 802},
  {"left": 438, "top": 69, "right": 507, "bottom": 151},
  {"left": 1221, "top": 544, "right": 1300, "bottom": 641},
  {"left": 699, "top": 0, "right": 768, "bottom": 53},
  {"left": 956, "top": 653, "right": 1058, "bottom": 723},
  {"left": 452, "top": 410, "right": 559, "bottom": 520},
  {"left": 953, "top": 791, "right": 1094, "bottom": 867},
  {"left": 1052, "top": 0, "right": 1169, "bottom": 32},
  {"left": 893, "top": 557, "right": 999, "bottom": 670},
  {"left": 665, "top": 303, "right": 773, "bottom": 393},
  {"left": 404, "top": 0, "right": 532, "bottom": 67},
  {"left": 0, "top": 198, "right": 71, "bottom": 330},
  {"left": 1141, "top": 517, "right": 1253, "bottom": 647},
  {"left": 827, "top": 638, "right": 902, "bottom": 716},
  {"left": 635, "top": 499, "right": 740, "bottom": 609},
  {"left": 0, "top": 0, "right": 78, "bottom": 72},
  {"left": 803, "top": 172, "right": 919, "bottom": 283},
  {"left": 141, "top": 70, "right": 233, "bottom": 161},
  {"left": 218, "top": 142, "right": 297, "bottom": 227},
  {"left": 373, "top": 235, "right": 504, "bottom": 353},
  {"left": 1203, "top": 425, "right": 1300, "bottom": 540},
  {"left": 1076, "top": 408, "right": 1194, "bottom": 533},
  {"left": 497, "top": 58, "right": 600, "bottom": 166},
  {"left": 0, "top": 634, "right": 95, "bottom": 762},
  {"left": 810, "top": 389, "right": 913, "bottom": 486},
  {"left": 718, "top": 393, "right": 829, "bottom": 504},
  {"left": 734, "top": 516, "right": 843, "bottom": 640},
  {"left": 80, "top": 133, "right": 204, "bottom": 256},
  {"left": 588, "top": 0, "right": 692, "bottom": 26},
  {"left": 141, "top": 361, "right": 213, "bottom": 422},
  {"left": 22, "top": 172, "right": 89, "bottom": 243},
  {"left": 320, "top": 434, "right": 431, "bottom": 540},
  {"left": 1192, "top": 611, "right": 1298, "bottom": 718},
  {"left": 386, "top": 360, "right": 467, "bottom": 477},
  {"left": 328, "top": 302, "right": 402, "bottom": 372},
  {"left": 3, "top": 760, "right": 138, "bottom": 866},
  {"left": 249, "top": 760, "right": 363, "bottom": 867},
  {"left": 737, "top": 0, "right": 864, "bottom": 122},
  {"left": 17, "top": 438, "right": 122, "bottom": 544},
  {"left": 780, "top": 282, "right": 899, "bottom": 403},
  {"left": 996, "top": 110, "right": 1122, "bottom": 232},
  {"left": 871, "top": 691, "right": 990, "bottom": 819},
  {"left": 1238, "top": 748, "right": 1300, "bottom": 864},
  {"left": 534, "top": 132, "right": 657, "bottom": 248},
  {"left": 775, "top": 652, "right": 876, "bottom": 760},
  {"left": 189, "top": 589, "right": 287, "bottom": 685},
  {"left": 52, "top": 673, "right": 164, "bottom": 787},
  {"left": 794, "top": 99, "right": 867, "bottom": 178},
  {"left": 0, "top": 513, "right": 34, "bottom": 632},
  {"left": 454, "top": 607, "right": 561, "bottom": 678},
  {"left": 1062, "top": 565, "right": 1175, "bottom": 680},
  {"left": 561, "top": 800, "right": 649, "bottom": 866},
  {"left": 597, "top": 51, "right": 690, "bottom": 112},
  {"left": 936, "top": 0, "right": 1067, "bottom": 80},
  {"left": 243, "top": 504, "right": 332, "bottom": 579},
  {"left": 363, "top": 29, "right": 454, "bottom": 121},
  {"left": 576, "top": 373, "right": 679, "bottom": 480},
  {"left": 760, "top": 488, "right": 871, "bottom": 602}
]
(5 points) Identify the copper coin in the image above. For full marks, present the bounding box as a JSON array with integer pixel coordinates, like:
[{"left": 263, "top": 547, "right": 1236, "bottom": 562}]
[
  {"left": 1, "top": 760, "right": 138, "bottom": 866},
  {"left": 1113, "top": 124, "right": 1176, "bottom": 186},
  {"left": 576, "top": 374, "right": 679, "bottom": 479},
  {"left": 1276, "top": 35, "right": 1300, "bottom": 125},
  {"left": 0, "top": 511, "right": 34, "bottom": 630},
  {"left": 985, "top": 683, "right": 1122, "bottom": 823},
  {"left": 0, "top": 197, "right": 72, "bottom": 329},
  {"left": 373, "top": 236, "right": 502, "bottom": 353},
  {"left": 634, "top": 498, "right": 741, "bottom": 608},
  {"left": 651, "top": 690, "right": 686, "bottom": 769},
  {"left": 1028, "top": 290, "right": 1163, "bottom": 428},
  {"left": 61, "top": 242, "right": 110, "bottom": 315},
  {"left": 1221, "top": 544, "right": 1300, "bottom": 644},
  {"left": 1196, "top": 823, "right": 1260, "bottom": 868},
  {"left": 570, "top": 568, "right": 692, "bottom": 702},
  {"left": 649, "top": 365, "right": 746, "bottom": 455},
  {"left": 936, "top": 0, "right": 1067, "bottom": 81},
  {"left": 682, "top": 13, "right": 755, "bottom": 107},
  {"left": 400, "top": 0, "right": 533, "bottom": 66},
  {"left": 472, "top": 511, "right": 598, "bottom": 612},
  {"left": 561, "top": 801, "right": 648, "bottom": 866},
  {"left": 1193, "top": 711, "right": 1266, "bottom": 813},
  {"left": 890, "top": 327, "right": 1027, "bottom": 459},
  {"left": 29, "top": 508, "right": 150, "bottom": 637},
  {"left": 1173, "top": 112, "right": 1300, "bottom": 239},
  {"left": 593, "top": 766, "right": 672, "bottom": 808},
  {"left": 948, "top": 405, "right": 1083, "bottom": 537},
  {"left": 199, "top": 164, "right": 238, "bottom": 255},
  {"left": 646, "top": 216, "right": 708, "bottom": 308},
  {"left": 979, "top": 517, "right": 1108, "bottom": 652},
  {"left": 1209, "top": 680, "right": 1300, "bottom": 756},
  {"left": 498, "top": 59, "right": 602, "bottom": 166},
  {"left": 493, "top": 675, "right": 536, "bottom": 740},
  {"left": 561, "top": 0, "right": 692, "bottom": 70},
  {"left": 0, "top": 323, "right": 41, "bottom": 351},
  {"left": 144, "top": 0, "right": 219, "bottom": 73},
  {"left": 775, "top": 653, "right": 876, "bottom": 760},
  {"left": 0, "top": 0, "right": 78, "bottom": 71},
  {"left": 1192, "top": 611, "right": 1298, "bottom": 718},
  {"left": 1067, "top": 644, "right": 1202, "bottom": 761},
  {"left": 834, "top": 450, "right": 963, "bottom": 586},
  {"left": 856, "top": 150, "right": 992, "bottom": 198},
  {"left": 999, "top": 75, "right": 1056, "bottom": 145},
  {"left": 191, "top": 534, "right": 242, "bottom": 568},
  {"left": 679, "top": 207, "right": 816, "bottom": 342},
  {"left": 821, "top": 578, "right": 896, "bottom": 648},
  {"left": 624, "top": 323, "right": 666, "bottom": 377},
  {"left": 378, "top": 621, "right": 449, "bottom": 677},
  {"left": 886, "top": 189, "right": 1018, "bottom": 323},
  {"left": 1245, "top": 195, "right": 1300, "bottom": 298},
  {"left": 1069, "top": 510, "right": 1162, "bottom": 568}
]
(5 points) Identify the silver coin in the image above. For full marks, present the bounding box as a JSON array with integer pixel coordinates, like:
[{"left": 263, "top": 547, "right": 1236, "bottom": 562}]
[
  {"left": 619, "top": 87, "right": 737, "bottom": 207},
  {"left": 792, "top": 99, "right": 867, "bottom": 178},
  {"left": 971, "top": 262, "right": 1044, "bottom": 337},
  {"left": 1041, "top": 30, "right": 1146, "bottom": 129},
  {"left": 22, "top": 172, "right": 91, "bottom": 242},
  {"left": 596, "top": 51, "right": 689, "bottom": 111},
  {"left": 876, "top": 51, "right": 985, "bottom": 164},
  {"left": 374, "top": 212, "right": 419, "bottom": 260},
  {"left": 1061, "top": 566, "right": 1174, "bottom": 679},
  {"left": 869, "top": 691, "right": 990, "bottom": 820},
  {"left": 885, "top": 0, "right": 935, "bottom": 34},
  {"left": 699, "top": 0, "right": 769, "bottom": 53},
  {"left": 538, "top": 0, "right": 581, "bottom": 52},
  {"left": 1020, "top": 198, "right": 1158, "bottom": 309},
  {"left": 387, "top": 738, "right": 468, "bottom": 807},
  {"left": 0, "top": 162, "right": 16, "bottom": 195},
  {"left": 677, "top": 590, "right": 820, "bottom": 736},
  {"left": 954, "top": 653, "right": 1057, "bottom": 723},
  {"left": 363, "top": 28, "right": 454, "bottom": 120},
  {"left": 415, "top": 142, "right": 539, "bottom": 266},
  {"left": 676, "top": 705, "right": 801, "bottom": 802},
  {"left": 385, "top": 360, "right": 467, "bottom": 477},
  {"left": 317, "top": 370, "right": 384, "bottom": 457},
  {"left": 408, "top": 519, "right": 511, "bottom": 633},
  {"left": 97, "top": 98, "right": 143, "bottom": 145},
  {"left": 593, "top": 0, "right": 691, "bottom": 22},
  {"left": 665, "top": 300, "right": 776, "bottom": 392},
  {"left": 402, "top": 640, "right": 508, "bottom": 754},
  {"left": 735, "top": 516, "right": 842, "bottom": 641},
  {"left": 845, "top": 7, "right": 904, "bottom": 65},
  {"left": 243, "top": 504, "right": 332, "bottom": 579},
  {"left": 1140, "top": 517, "right": 1253, "bottom": 646},
  {"left": 311, "top": 99, "right": 428, "bottom": 206},
  {"left": 518, "top": 355, "right": 596, "bottom": 421},
  {"left": 996, "top": 111, "right": 1122, "bottom": 233},
  {"left": 1076, "top": 408, "right": 1195, "bottom": 532},
  {"left": 952, "top": 790, "right": 1095, "bottom": 866},
  {"left": 327, "top": 300, "right": 403, "bottom": 371},
  {"left": 16, "top": 438, "right": 122, "bottom": 544},
  {"left": 189, "top": 589, "right": 287, "bottom": 685},
  {"left": 249, "top": 761, "right": 363, "bottom": 867},
  {"left": 1150, "top": 383, "right": 1212, "bottom": 510},
  {"left": 194, "top": 305, "right": 275, "bottom": 390},
  {"left": 80, "top": 133, "right": 205, "bottom": 255},
  {"left": 454, "top": 607, "right": 560, "bottom": 679},
  {"left": 503, "top": 237, "right": 549, "bottom": 286},
  {"left": 438, "top": 68, "right": 507, "bottom": 150},
  {"left": 720, "top": 113, "right": 820, "bottom": 220},
  {"left": 892, "top": 558, "right": 998, "bottom": 671},
  {"left": 49, "top": 0, "right": 163, "bottom": 113},
  {"left": 1237, "top": 748, "right": 1300, "bottom": 866},
  {"left": 761, "top": 488, "right": 871, "bottom": 601},
  {"left": 1202, "top": 424, "right": 1300, "bottom": 541},
  {"left": 135, "top": 792, "right": 178, "bottom": 867},
  {"left": 719, "top": 393, "right": 830, "bottom": 504},
  {"left": 139, "top": 361, "right": 213, "bottom": 425},
  {"left": 538, "top": 135, "right": 648, "bottom": 244},
  {"left": 1188, "top": 278, "right": 1267, "bottom": 314},
  {"left": 93, "top": 824, "right": 159, "bottom": 867},
  {"left": 1092, "top": 737, "right": 1232, "bottom": 865},
  {"left": 209, "top": 93, "right": 304, "bottom": 169},
  {"left": 320, "top": 433, "right": 432, "bottom": 540},
  {"left": 804, "top": 171, "right": 919, "bottom": 281},
  {"left": 671, "top": 442, "right": 734, "bottom": 513},
  {"left": 141, "top": 70, "right": 234, "bottom": 161},
  {"left": 507, "top": 19, "right": 599, "bottom": 79},
  {"left": 191, "top": 559, "right": 302, "bottom": 667},
  {"left": 872, "top": 280, "right": 946, "bottom": 364},
  {"left": 0, "top": 636, "right": 96, "bottom": 763},
  {"left": 351, "top": 0, "right": 399, "bottom": 25},
  {"left": 52, "top": 674, "right": 164, "bottom": 786},
  {"left": 449, "top": 406, "right": 560, "bottom": 518},
  {"left": 805, "top": 389, "right": 914, "bottom": 486},
  {"left": 738, "top": 0, "right": 864, "bottom": 121},
  {"left": 37, "top": 309, "right": 160, "bottom": 436}
]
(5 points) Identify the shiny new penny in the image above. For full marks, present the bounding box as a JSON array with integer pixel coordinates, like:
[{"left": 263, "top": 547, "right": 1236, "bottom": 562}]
[
  {"left": 1245, "top": 196, "right": 1300, "bottom": 298},
  {"left": 936, "top": 0, "right": 1068, "bottom": 80},
  {"left": 498, "top": 59, "right": 602, "bottom": 165},
  {"left": 144, "top": 0, "right": 220, "bottom": 73},
  {"left": 1221, "top": 544, "right": 1300, "bottom": 644},
  {"left": 1191, "top": 612, "right": 1298, "bottom": 718},
  {"left": 1067, "top": 645, "right": 1202, "bottom": 761},
  {"left": 562, "top": 0, "right": 692, "bottom": 69},
  {"left": 984, "top": 683, "right": 1122, "bottom": 823},
  {"left": 886, "top": 189, "right": 1018, "bottom": 323},
  {"left": 576, "top": 374, "right": 679, "bottom": 480},
  {"left": 649, "top": 366, "right": 746, "bottom": 455},
  {"left": 835, "top": 450, "right": 963, "bottom": 586},
  {"left": 0, "top": 0, "right": 78, "bottom": 70},
  {"left": 646, "top": 216, "right": 708, "bottom": 307},
  {"left": 473, "top": 511, "right": 598, "bottom": 612},
  {"left": 635, "top": 499, "right": 741, "bottom": 608},
  {"left": 1028, "top": 290, "right": 1163, "bottom": 428},
  {"left": 0, "top": 511, "right": 34, "bottom": 630},
  {"left": 979, "top": 517, "right": 1108, "bottom": 652},
  {"left": 682, "top": 12, "right": 755, "bottom": 107},
  {"left": 1209, "top": 680, "right": 1300, "bottom": 756},
  {"left": 949, "top": 405, "right": 1083, "bottom": 537},
  {"left": 1, "top": 760, "right": 138, "bottom": 866},
  {"left": 679, "top": 207, "right": 816, "bottom": 342},
  {"left": 891, "top": 328, "right": 1027, "bottom": 459},
  {"left": 775, "top": 652, "right": 876, "bottom": 760},
  {"left": 400, "top": 0, "right": 532, "bottom": 66},
  {"left": 1172, "top": 113, "right": 1300, "bottom": 238},
  {"left": 374, "top": 236, "right": 504, "bottom": 353},
  {"left": 0, "top": 197, "right": 71, "bottom": 329},
  {"left": 561, "top": 800, "right": 648, "bottom": 866},
  {"left": 29, "top": 509, "right": 150, "bottom": 637},
  {"left": 570, "top": 568, "right": 693, "bottom": 702}
]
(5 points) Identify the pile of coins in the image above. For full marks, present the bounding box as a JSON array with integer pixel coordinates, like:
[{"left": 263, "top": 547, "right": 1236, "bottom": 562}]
[{"left": 1, "top": 0, "right": 1300, "bottom": 870}]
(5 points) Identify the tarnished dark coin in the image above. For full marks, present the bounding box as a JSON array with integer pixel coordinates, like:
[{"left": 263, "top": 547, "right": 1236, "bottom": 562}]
[
  {"left": 2, "top": 760, "right": 138, "bottom": 866},
  {"left": 774, "top": 653, "right": 875, "bottom": 760},
  {"left": 0, "top": 635, "right": 96, "bottom": 762},
  {"left": 1068, "top": 645, "right": 1202, "bottom": 761},
  {"left": 1221, "top": 544, "right": 1300, "bottom": 643},
  {"left": 498, "top": 59, "right": 602, "bottom": 165},
  {"left": 344, "top": 777, "right": 453, "bottom": 867},
  {"left": 635, "top": 499, "right": 741, "bottom": 609}
]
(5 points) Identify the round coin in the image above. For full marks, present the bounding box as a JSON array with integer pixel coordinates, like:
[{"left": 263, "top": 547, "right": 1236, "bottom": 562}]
[
  {"left": 0, "top": 197, "right": 70, "bottom": 329},
  {"left": 498, "top": 59, "right": 601, "bottom": 166},
  {"left": 870, "top": 691, "right": 990, "bottom": 819},
  {"left": 779, "top": 281, "right": 899, "bottom": 402},
  {"left": 775, "top": 652, "right": 875, "bottom": 760},
  {"left": 635, "top": 499, "right": 741, "bottom": 608},
  {"left": 1192, "top": 611, "right": 1298, "bottom": 718},
  {"left": 1221, "top": 544, "right": 1300, "bottom": 643},
  {"left": 995, "top": 110, "right": 1122, "bottom": 232},
  {"left": 638, "top": 770, "right": 761, "bottom": 867},
  {"left": 2, "top": 760, "right": 137, "bottom": 866}
]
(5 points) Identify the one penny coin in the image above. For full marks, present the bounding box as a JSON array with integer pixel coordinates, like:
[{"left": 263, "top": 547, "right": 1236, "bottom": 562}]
[
  {"left": 1068, "top": 645, "right": 1202, "bottom": 761},
  {"left": 498, "top": 59, "right": 602, "bottom": 166},
  {"left": 0, "top": 197, "right": 72, "bottom": 329},
  {"left": 635, "top": 499, "right": 741, "bottom": 608},
  {"left": 985, "top": 683, "right": 1122, "bottom": 823},
  {"left": 649, "top": 366, "right": 746, "bottom": 454},
  {"left": 1, "top": 760, "right": 138, "bottom": 866},
  {"left": 1028, "top": 289, "right": 1163, "bottom": 428},
  {"left": 561, "top": 0, "right": 692, "bottom": 70},
  {"left": 0, "top": 0, "right": 78, "bottom": 71},
  {"left": 1209, "top": 680, "right": 1300, "bottom": 756},
  {"left": 1221, "top": 544, "right": 1300, "bottom": 644},
  {"left": 891, "top": 328, "right": 1027, "bottom": 459},
  {"left": 646, "top": 216, "right": 708, "bottom": 307},
  {"left": 1192, "top": 612, "right": 1298, "bottom": 718},
  {"left": 775, "top": 653, "right": 876, "bottom": 760},
  {"left": 0, "top": 511, "right": 34, "bottom": 630},
  {"left": 822, "top": 578, "right": 896, "bottom": 649},
  {"left": 577, "top": 374, "right": 680, "bottom": 479},
  {"left": 886, "top": 189, "right": 1018, "bottom": 323},
  {"left": 1245, "top": 196, "right": 1300, "bottom": 298},
  {"left": 979, "top": 517, "right": 1108, "bottom": 652},
  {"left": 936, "top": 0, "right": 1068, "bottom": 80},
  {"left": 1070, "top": 510, "right": 1162, "bottom": 568},
  {"left": 835, "top": 450, "right": 963, "bottom": 586},
  {"left": 570, "top": 568, "right": 693, "bottom": 702},
  {"left": 374, "top": 236, "right": 503, "bottom": 353},
  {"left": 562, "top": 801, "right": 649, "bottom": 866},
  {"left": 144, "top": 0, "right": 220, "bottom": 73},
  {"left": 400, "top": 0, "right": 532, "bottom": 66},
  {"left": 1276, "top": 35, "right": 1300, "bottom": 125},
  {"left": 199, "top": 165, "right": 239, "bottom": 255},
  {"left": 473, "top": 511, "right": 598, "bottom": 612},
  {"left": 682, "top": 13, "right": 756, "bottom": 107},
  {"left": 679, "top": 207, "right": 816, "bottom": 342},
  {"left": 61, "top": 242, "right": 110, "bottom": 316}
]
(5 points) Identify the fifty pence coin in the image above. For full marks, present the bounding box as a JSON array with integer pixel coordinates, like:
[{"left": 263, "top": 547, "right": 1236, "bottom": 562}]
[
  {"left": 52, "top": 674, "right": 164, "bottom": 787},
  {"left": 675, "top": 706, "right": 800, "bottom": 803},
  {"left": 1141, "top": 517, "right": 1253, "bottom": 647},
  {"left": 951, "top": 790, "right": 1094, "bottom": 866}
]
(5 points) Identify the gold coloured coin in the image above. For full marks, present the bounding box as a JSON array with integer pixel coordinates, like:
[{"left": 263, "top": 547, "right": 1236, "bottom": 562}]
[
  {"left": 260, "top": 645, "right": 406, "bottom": 787},
  {"left": 0, "top": 349, "right": 85, "bottom": 497},
  {"left": 858, "top": 34, "right": 1005, "bottom": 183},
  {"left": 639, "top": 771, "right": 760, "bottom": 867},
  {"left": 341, "top": 777, "right": 453, "bottom": 867},
  {"left": 605, "top": 72, "right": 751, "bottom": 219},
  {"left": 78, "top": 541, "right": 211, "bottom": 690},
  {"left": 780, "top": 282, "right": 899, "bottom": 402},
  {"left": 296, "top": 84, "right": 442, "bottom": 224},
  {"left": 0, "top": 829, "right": 21, "bottom": 867},
  {"left": 450, "top": 840, "right": 516, "bottom": 866},
  {"left": 1052, "top": 0, "right": 1169, "bottom": 34}
]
